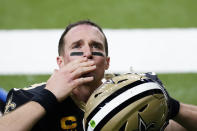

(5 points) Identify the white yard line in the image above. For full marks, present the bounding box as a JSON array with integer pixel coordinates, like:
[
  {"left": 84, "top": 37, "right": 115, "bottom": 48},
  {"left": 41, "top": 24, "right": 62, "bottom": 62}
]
[{"left": 0, "top": 28, "right": 197, "bottom": 74}]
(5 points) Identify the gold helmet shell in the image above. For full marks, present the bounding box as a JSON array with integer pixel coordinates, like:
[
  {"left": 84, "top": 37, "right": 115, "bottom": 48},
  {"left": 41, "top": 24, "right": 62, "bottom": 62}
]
[{"left": 83, "top": 73, "right": 169, "bottom": 131}]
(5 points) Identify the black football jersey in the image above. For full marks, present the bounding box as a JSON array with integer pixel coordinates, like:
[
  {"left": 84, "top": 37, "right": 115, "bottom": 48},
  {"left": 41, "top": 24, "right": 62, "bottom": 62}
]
[{"left": 4, "top": 83, "right": 84, "bottom": 131}]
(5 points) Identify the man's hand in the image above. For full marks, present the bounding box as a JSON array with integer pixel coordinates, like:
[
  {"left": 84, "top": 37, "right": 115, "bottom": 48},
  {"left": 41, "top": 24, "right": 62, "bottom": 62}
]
[{"left": 45, "top": 57, "right": 96, "bottom": 102}]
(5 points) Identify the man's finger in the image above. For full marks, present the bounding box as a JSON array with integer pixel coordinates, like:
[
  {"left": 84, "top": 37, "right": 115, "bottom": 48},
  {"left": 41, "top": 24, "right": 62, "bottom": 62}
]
[
  {"left": 61, "top": 57, "right": 88, "bottom": 72},
  {"left": 71, "top": 65, "right": 96, "bottom": 79},
  {"left": 72, "top": 77, "right": 94, "bottom": 87},
  {"left": 69, "top": 60, "right": 95, "bottom": 73}
]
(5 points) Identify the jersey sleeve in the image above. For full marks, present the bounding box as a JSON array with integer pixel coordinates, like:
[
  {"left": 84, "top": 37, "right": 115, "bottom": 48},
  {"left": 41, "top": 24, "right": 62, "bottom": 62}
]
[
  {"left": 4, "top": 88, "right": 33, "bottom": 113},
  {"left": 4, "top": 83, "right": 46, "bottom": 114}
]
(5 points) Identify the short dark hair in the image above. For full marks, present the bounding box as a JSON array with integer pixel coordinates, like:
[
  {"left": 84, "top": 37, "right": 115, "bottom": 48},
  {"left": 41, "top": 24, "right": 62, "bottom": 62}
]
[{"left": 58, "top": 20, "right": 108, "bottom": 56}]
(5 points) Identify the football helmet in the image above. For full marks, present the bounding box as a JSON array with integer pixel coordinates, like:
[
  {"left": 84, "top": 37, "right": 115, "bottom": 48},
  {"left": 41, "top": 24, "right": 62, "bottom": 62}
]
[{"left": 83, "top": 73, "right": 169, "bottom": 131}]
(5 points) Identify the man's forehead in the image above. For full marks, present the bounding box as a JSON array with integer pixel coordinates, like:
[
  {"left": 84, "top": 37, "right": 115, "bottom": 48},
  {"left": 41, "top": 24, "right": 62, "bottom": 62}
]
[
  {"left": 68, "top": 24, "right": 101, "bottom": 33},
  {"left": 69, "top": 24, "right": 99, "bottom": 32},
  {"left": 64, "top": 24, "right": 105, "bottom": 43}
]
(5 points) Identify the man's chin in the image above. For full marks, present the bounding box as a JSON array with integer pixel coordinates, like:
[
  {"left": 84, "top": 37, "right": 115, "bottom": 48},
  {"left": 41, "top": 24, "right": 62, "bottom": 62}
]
[
  {"left": 83, "top": 78, "right": 95, "bottom": 85},
  {"left": 81, "top": 73, "right": 103, "bottom": 87}
]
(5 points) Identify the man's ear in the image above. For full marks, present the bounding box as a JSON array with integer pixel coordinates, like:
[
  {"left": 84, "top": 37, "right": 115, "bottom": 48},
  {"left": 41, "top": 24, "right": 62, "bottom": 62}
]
[
  {"left": 57, "top": 56, "right": 64, "bottom": 68},
  {"left": 105, "top": 56, "right": 110, "bottom": 70}
]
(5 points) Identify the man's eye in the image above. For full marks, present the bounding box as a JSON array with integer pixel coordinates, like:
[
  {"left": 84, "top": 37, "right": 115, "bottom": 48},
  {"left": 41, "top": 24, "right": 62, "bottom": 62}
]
[
  {"left": 72, "top": 44, "right": 81, "bottom": 49},
  {"left": 92, "top": 44, "right": 102, "bottom": 49}
]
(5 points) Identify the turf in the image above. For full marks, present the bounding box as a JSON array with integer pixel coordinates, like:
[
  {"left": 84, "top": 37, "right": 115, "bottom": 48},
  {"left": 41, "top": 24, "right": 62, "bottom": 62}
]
[
  {"left": 0, "top": 74, "right": 50, "bottom": 91},
  {"left": 1, "top": 0, "right": 197, "bottom": 29},
  {"left": 0, "top": 73, "right": 196, "bottom": 105},
  {"left": 158, "top": 73, "right": 197, "bottom": 105}
]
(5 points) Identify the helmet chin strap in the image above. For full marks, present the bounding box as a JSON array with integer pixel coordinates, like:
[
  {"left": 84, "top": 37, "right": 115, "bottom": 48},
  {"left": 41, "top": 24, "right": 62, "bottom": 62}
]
[{"left": 70, "top": 52, "right": 104, "bottom": 57}]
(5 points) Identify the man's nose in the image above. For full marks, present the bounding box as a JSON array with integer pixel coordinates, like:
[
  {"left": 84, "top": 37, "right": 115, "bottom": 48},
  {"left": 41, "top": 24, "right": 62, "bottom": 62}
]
[{"left": 83, "top": 46, "right": 93, "bottom": 59}]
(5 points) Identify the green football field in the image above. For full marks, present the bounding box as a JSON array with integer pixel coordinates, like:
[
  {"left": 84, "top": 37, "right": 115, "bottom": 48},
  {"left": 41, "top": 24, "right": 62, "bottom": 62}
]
[{"left": 1, "top": 0, "right": 197, "bottom": 29}]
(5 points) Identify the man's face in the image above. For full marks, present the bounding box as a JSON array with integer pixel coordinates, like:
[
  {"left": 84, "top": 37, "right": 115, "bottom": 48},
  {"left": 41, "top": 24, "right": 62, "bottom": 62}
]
[{"left": 58, "top": 24, "right": 110, "bottom": 85}]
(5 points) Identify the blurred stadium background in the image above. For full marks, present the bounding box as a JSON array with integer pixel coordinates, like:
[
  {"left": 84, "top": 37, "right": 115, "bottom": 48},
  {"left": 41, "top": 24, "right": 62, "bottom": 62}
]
[{"left": 0, "top": 0, "right": 197, "bottom": 104}]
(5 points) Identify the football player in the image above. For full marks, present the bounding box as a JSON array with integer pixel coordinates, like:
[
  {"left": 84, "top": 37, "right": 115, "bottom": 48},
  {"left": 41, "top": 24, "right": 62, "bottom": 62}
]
[{"left": 0, "top": 20, "right": 197, "bottom": 131}]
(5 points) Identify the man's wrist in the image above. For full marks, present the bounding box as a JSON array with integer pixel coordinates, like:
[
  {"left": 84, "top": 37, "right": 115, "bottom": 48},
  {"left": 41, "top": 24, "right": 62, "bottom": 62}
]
[
  {"left": 31, "top": 89, "right": 58, "bottom": 113},
  {"left": 169, "top": 97, "right": 180, "bottom": 119}
]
